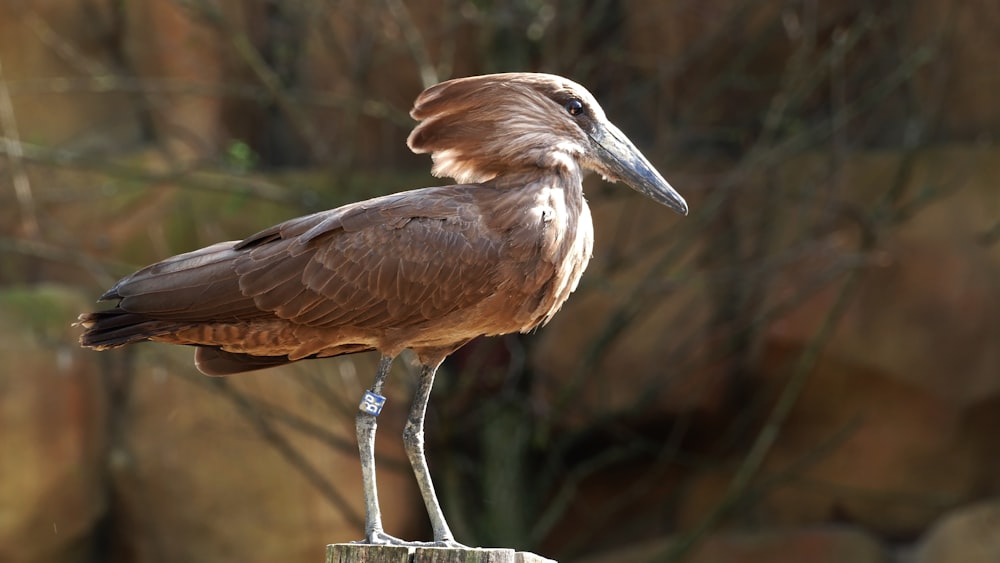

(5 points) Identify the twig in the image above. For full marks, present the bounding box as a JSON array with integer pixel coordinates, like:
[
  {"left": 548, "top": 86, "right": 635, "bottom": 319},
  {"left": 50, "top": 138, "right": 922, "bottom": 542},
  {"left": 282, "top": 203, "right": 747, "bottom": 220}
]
[
  {"left": 0, "top": 138, "right": 305, "bottom": 205},
  {"left": 662, "top": 257, "right": 865, "bottom": 561},
  {"left": 24, "top": 10, "right": 110, "bottom": 76},
  {"left": 0, "top": 56, "right": 38, "bottom": 238},
  {"left": 176, "top": 368, "right": 366, "bottom": 530},
  {"left": 384, "top": 0, "right": 439, "bottom": 88},
  {"left": 0, "top": 235, "right": 119, "bottom": 287},
  {"left": 187, "top": 0, "right": 331, "bottom": 162}
]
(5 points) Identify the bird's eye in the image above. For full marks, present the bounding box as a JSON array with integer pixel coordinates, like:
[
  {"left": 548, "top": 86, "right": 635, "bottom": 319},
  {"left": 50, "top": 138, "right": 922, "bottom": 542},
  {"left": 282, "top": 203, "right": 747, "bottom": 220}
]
[{"left": 565, "top": 98, "right": 585, "bottom": 117}]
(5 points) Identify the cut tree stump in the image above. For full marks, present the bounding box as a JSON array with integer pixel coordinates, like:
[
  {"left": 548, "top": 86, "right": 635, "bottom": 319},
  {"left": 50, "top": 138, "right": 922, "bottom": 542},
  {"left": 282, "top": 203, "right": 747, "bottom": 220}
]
[{"left": 326, "top": 544, "right": 556, "bottom": 563}]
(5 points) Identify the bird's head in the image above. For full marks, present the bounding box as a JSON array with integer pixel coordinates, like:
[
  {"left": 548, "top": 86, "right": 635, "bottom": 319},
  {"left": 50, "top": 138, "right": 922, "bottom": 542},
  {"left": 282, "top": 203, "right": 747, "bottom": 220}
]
[{"left": 407, "top": 73, "right": 687, "bottom": 215}]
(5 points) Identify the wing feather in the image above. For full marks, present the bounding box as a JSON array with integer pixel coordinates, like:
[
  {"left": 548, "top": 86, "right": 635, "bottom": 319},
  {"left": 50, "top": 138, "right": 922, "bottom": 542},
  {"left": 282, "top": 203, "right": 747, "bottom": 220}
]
[
  {"left": 231, "top": 186, "right": 505, "bottom": 330},
  {"left": 108, "top": 242, "right": 263, "bottom": 320},
  {"left": 88, "top": 185, "right": 514, "bottom": 346}
]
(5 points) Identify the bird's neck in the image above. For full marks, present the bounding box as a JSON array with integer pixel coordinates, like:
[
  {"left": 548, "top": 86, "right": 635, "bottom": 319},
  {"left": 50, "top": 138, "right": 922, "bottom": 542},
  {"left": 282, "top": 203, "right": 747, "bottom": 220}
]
[
  {"left": 495, "top": 163, "right": 593, "bottom": 327},
  {"left": 491, "top": 162, "right": 586, "bottom": 203},
  {"left": 487, "top": 166, "right": 589, "bottom": 245}
]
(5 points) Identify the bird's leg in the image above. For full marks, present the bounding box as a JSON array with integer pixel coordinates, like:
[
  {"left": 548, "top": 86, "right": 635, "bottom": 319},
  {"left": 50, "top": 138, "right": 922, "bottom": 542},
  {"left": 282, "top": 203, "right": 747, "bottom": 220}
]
[
  {"left": 402, "top": 361, "right": 466, "bottom": 548},
  {"left": 354, "top": 354, "right": 404, "bottom": 545}
]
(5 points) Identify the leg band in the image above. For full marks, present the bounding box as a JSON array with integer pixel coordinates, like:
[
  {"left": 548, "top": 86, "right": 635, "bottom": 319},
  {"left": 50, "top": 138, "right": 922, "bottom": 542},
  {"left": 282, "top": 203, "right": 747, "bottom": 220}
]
[{"left": 359, "top": 390, "right": 387, "bottom": 416}]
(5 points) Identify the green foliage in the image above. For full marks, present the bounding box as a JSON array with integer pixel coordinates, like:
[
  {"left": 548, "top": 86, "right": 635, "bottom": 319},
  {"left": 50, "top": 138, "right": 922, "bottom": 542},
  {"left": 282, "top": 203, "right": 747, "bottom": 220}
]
[
  {"left": 0, "top": 285, "right": 85, "bottom": 340},
  {"left": 224, "top": 140, "right": 259, "bottom": 174}
]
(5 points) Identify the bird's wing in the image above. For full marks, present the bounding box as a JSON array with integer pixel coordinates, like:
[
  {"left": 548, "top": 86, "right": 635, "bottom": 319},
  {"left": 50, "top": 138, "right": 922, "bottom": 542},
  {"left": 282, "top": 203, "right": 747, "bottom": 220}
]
[
  {"left": 233, "top": 186, "right": 505, "bottom": 329},
  {"left": 107, "top": 186, "right": 505, "bottom": 331}
]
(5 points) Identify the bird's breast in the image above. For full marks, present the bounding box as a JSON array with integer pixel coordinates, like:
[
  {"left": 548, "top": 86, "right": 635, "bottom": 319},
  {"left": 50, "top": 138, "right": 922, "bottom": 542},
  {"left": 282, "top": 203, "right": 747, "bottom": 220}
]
[
  {"left": 492, "top": 183, "right": 594, "bottom": 330},
  {"left": 375, "top": 181, "right": 595, "bottom": 357}
]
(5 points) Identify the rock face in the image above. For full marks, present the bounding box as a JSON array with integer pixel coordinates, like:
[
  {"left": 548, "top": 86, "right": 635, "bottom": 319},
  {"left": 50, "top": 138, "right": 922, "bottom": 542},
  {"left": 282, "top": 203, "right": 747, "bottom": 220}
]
[
  {"left": 578, "top": 526, "right": 888, "bottom": 563},
  {"left": 906, "top": 0, "right": 1000, "bottom": 140},
  {"left": 769, "top": 148, "right": 1000, "bottom": 406},
  {"left": 1, "top": 2, "right": 999, "bottom": 563},
  {"left": 917, "top": 501, "right": 1000, "bottom": 563},
  {"left": 0, "top": 286, "right": 107, "bottom": 563},
  {"left": 0, "top": 286, "right": 425, "bottom": 563},
  {"left": 677, "top": 343, "right": 982, "bottom": 537},
  {"left": 531, "top": 147, "right": 1000, "bottom": 556},
  {"left": 106, "top": 347, "right": 425, "bottom": 563},
  {"left": 536, "top": 147, "right": 1000, "bottom": 418}
]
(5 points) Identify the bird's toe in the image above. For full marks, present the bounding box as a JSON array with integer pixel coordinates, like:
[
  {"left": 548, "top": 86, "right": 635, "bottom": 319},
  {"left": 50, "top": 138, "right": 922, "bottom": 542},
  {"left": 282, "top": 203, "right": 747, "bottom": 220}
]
[
  {"left": 352, "top": 530, "right": 409, "bottom": 546},
  {"left": 351, "top": 532, "right": 471, "bottom": 549},
  {"left": 429, "top": 538, "right": 470, "bottom": 549}
]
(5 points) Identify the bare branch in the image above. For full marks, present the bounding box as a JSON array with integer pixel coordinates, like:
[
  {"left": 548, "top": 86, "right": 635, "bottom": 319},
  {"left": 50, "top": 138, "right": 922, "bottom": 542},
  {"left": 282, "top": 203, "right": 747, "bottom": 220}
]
[{"left": 0, "top": 57, "right": 38, "bottom": 238}]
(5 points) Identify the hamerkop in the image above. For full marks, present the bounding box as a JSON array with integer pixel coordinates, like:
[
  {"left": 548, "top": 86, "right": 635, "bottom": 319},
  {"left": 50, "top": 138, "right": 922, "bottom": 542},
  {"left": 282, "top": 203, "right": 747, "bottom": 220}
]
[{"left": 78, "top": 73, "right": 687, "bottom": 546}]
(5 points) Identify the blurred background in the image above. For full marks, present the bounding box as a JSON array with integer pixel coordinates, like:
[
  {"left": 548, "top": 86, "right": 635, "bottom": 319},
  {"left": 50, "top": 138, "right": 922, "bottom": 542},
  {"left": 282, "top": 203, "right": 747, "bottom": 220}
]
[{"left": 0, "top": 1, "right": 998, "bottom": 562}]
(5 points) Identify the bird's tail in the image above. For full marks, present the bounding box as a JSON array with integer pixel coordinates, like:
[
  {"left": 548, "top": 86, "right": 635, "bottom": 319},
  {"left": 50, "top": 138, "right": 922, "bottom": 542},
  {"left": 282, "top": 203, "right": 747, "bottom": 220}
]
[
  {"left": 76, "top": 309, "right": 188, "bottom": 350},
  {"left": 77, "top": 240, "right": 245, "bottom": 351},
  {"left": 76, "top": 310, "right": 297, "bottom": 375}
]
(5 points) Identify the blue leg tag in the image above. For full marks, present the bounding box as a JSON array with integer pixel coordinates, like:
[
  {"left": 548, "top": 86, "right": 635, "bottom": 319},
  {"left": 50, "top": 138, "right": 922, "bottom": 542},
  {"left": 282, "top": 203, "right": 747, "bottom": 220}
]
[{"left": 359, "top": 391, "right": 387, "bottom": 416}]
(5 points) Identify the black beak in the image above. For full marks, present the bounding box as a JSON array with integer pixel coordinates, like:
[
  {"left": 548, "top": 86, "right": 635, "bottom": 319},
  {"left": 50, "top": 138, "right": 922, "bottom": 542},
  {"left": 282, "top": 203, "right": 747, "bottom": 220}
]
[{"left": 590, "top": 122, "right": 688, "bottom": 215}]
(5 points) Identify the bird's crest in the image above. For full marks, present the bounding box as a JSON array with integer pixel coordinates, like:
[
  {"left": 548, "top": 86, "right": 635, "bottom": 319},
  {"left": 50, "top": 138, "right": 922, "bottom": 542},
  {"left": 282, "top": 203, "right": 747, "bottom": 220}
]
[{"left": 407, "top": 73, "right": 604, "bottom": 184}]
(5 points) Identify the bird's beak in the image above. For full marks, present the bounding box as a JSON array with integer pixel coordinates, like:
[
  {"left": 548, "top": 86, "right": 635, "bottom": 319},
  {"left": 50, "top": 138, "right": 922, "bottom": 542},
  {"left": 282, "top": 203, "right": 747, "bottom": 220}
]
[{"left": 590, "top": 122, "right": 688, "bottom": 215}]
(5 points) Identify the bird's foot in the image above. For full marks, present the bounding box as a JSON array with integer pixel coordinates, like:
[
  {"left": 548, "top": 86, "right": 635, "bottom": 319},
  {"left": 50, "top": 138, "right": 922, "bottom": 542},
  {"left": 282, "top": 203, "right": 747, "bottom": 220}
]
[
  {"left": 426, "top": 538, "right": 469, "bottom": 549},
  {"left": 352, "top": 530, "right": 410, "bottom": 546},
  {"left": 351, "top": 531, "right": 469, "bottom": 549}
]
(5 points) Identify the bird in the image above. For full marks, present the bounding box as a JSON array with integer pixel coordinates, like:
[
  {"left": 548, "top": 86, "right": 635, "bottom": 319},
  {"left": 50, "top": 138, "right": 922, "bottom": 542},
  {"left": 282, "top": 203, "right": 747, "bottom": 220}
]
[{"left": 77, "top": 72, "right": 688, "bottom": 547}]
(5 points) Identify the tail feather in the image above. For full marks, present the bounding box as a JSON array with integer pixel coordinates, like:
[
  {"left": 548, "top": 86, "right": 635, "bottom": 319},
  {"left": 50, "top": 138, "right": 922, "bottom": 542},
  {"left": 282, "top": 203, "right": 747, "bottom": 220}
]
[
  {"left": 77, "top": 309, "right": 297, "bottom": 375},
  {"left": 107, "top": 241, "right": 261, "bottom": 320},
  {"left": 76, "top": 239, "right": 295, "bottom": 372},
  {"left": 76, "top": 309, "right": 189, "bottom": 350}
]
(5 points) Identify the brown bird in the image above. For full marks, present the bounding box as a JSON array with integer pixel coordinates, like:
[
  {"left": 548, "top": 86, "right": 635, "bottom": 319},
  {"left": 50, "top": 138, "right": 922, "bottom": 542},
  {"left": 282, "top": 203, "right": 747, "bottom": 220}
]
[{"left": 77, "top": 73, "right": 687, "bottom": 546}]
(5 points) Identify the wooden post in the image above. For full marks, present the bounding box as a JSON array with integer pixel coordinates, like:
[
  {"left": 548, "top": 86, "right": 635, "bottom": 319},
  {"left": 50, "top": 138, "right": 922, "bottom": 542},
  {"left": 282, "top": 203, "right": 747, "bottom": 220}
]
[{"left": 326, "top": 544, "right": 556, "bottom": 563}]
